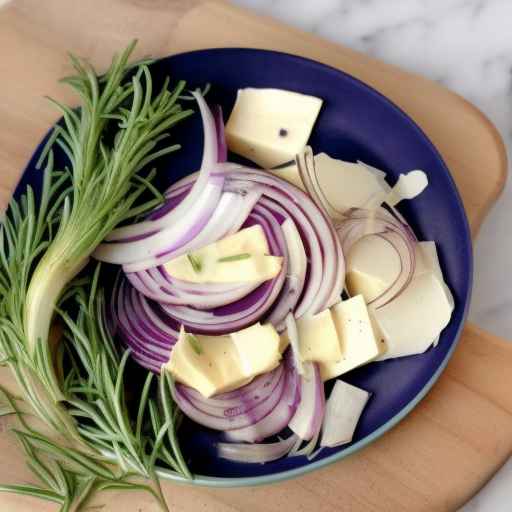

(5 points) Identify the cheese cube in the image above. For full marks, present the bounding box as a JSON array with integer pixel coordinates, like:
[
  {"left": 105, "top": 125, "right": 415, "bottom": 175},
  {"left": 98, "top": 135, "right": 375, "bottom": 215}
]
[
  {"left": 166, "top": 329, "right": 247, "bottom": 397},
  {"left": 166, "top": 324, "right": 281, "bottom": 398},
  {"left": 296, "top": 309, "right": 342, "bottom": 363},
  {"left": 345, "top": 234, "right": 401, "bottom": 303},
  {"left": 374, "top": 241, "right": 454, "bottom": 361},
  {"left": 163, "top": 225, "right": 283, "bottom": 284},
  {"left": 320, "top": 295, "right": 381, "bottom": 381},
  {"left": 225, "top": 88, "right": 322, "bottom": 168},
  {"left": 231, "top": 323, "right": 281, "bottom": 375}
]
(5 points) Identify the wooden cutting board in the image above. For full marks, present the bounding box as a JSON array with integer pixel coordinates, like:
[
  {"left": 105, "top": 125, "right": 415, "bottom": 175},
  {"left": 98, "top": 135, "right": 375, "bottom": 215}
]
[{"left": 0, "top": 1, "right": 510, "bottom": 511}]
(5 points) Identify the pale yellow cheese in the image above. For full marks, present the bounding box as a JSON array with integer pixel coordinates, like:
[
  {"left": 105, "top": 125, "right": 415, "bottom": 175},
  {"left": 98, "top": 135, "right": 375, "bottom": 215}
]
[
  {"left": 415, "top": 242, "right": 453, "bottom": 309},
  {"left": 166, "top": 328, "right": 246, "bottom": 397},
  {"left": 165, "top": 324, "right": 281, "bottom": 397},
  {"left": 373, "top": 241, "right": 454, "bottom": 361},
  {"left": 345, "top": 234, "right": 401, "bottom": 303},
  {"left": 269, "top": 162, "right": 305, "bottom": 191},
  {"left": 313, "top": 153, "right": 389, "bottom": 215},
  {"left": 270, "top": 153, "right": 389, "bottom": 217},
  {"left": 383, "top": 170, "right": 428, "bottom": 207},
  {"left": 215, "top": 225, "right": 269, "bottom": 254},
  {"left": 415, "top": 241, "right": 454, "bottom": 307},
  {"left": 364, "top": 170, "right": 429, "bottom": 210},
  {"left": 163, "top": 225, "right": 283, "bottom": 284},
  {"left": 225, "top": 88, "right": 323, "bottom": 168},
  {"left": 296, "top": 309, "right": 342, "bottom": 363},
  {"left": 231, "top": 323, "right": 281, "bottom": 376},
  {"left": 319, "top": 295, "right": 381, "bottom": 381}
]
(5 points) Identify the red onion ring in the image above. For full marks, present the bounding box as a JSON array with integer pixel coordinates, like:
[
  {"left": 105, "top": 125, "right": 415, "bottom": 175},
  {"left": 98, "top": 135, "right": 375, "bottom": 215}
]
[
  {"left": 336, "top": 206, "right": 416, "bottom": 308},
  {"left": 227, "top": 169, "right": 344, "bottom": 314},
  {"left": 94, "top": 175, "right": 225, "bottom": 265},
  {"left": 174, "top": 365, "right": 286, "bottom": 431},
  {"left": 224, "top": 354, "right": 300, "bottom": 443},
  {"left": 105, "top": 91, "right": 220, "bottom": 242},
  {"left": 288, "top": 362, "right": 325, "bottom": 441}
]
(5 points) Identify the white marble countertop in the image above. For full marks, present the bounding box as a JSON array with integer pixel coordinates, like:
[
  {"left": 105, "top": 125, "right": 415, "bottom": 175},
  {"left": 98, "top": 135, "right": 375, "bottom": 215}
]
[{"left": 232, "top": 0, "right": 512, "bottom": 510}]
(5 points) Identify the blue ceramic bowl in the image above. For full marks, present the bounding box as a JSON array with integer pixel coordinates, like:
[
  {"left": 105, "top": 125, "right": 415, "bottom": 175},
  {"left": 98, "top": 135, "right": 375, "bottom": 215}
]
[{"left": 18, "top": 49, "right": 472, "bottom": 487}]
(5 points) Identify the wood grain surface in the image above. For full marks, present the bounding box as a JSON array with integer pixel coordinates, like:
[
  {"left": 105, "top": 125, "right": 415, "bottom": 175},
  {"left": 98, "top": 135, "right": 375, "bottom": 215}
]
[{"left": 0, "top": 1, "right": 510, "bottom": 511}]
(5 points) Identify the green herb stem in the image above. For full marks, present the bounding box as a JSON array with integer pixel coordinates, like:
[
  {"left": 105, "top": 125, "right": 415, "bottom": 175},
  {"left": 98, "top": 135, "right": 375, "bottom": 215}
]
[
  {"left": 185, "top": 334, "right": 203, "bottom": 355},
  {"left": 0, "top": 41, "right": 193, "bottom": 511},
  {"left": 187, "top": 253, "right": 203, "bottom": 273},
  {"left": 218, "top": 253, "right": 252, "bottom": 262}
]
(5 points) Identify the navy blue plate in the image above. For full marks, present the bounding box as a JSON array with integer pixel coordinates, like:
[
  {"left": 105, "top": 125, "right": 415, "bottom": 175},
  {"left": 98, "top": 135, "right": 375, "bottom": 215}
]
[{"left": 18, "top": 49, "right": 472, "bottom": 486}]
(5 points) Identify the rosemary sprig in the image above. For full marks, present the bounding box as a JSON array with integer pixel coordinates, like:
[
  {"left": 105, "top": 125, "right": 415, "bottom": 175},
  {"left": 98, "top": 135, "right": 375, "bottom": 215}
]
[
  {"left": 0, "top": 265, "right": 191, "bottom": 511},
  {"left": 59, "top": 265, "right": 190, "bottom": 481},
  {"left": 25, "top": 40, "right": 193, "bottom": 370},
  {"left": 0, "top": 41, "right": 193, "bottom": 510}
]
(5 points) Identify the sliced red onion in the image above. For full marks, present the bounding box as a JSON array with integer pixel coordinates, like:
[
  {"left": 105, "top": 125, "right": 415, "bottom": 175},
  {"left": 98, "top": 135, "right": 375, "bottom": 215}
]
[
  {"left": 114, "top": 283, "right": 171, "bottom": 367},
  {"left": 162, "top": 270, "right": 254, "bottom": 296},
  {"left": 265, "top": 217, "right": 307, "bottom": 331},
  {"left": 217, "top": 434, "right": 298, "bottom": 463},
  {"left": 171, "top": 364, "right": 285, "bottom": 431},
  {"left": 285, "top": 312, "right": 303, "bottom": 376},
  {"left": 174, "top": 366, "right": 286, "bottom": 431},
  {"left": 336, "top": 207, "right": 416, "bottom": 308},
  {"left": 121, "top": 179, "right": 259, "bottom": 273},
  {"left": 124, "top": 188, "right": 264, "bottom": 308},
  {"left": 226, "top": 169, "right": 344, "bottom": 315},
  {"left": 111, "top": 277, "right": 185, "bottom": 372},
  {"left": 325, "top": 230, "right": 345, "bottom": 309},
  {"left": 124, "top": 289, "right": 179, "bottom": 351},
  {"left": 159, "top": 276, "right": 284, "bottom": 335},
  {"left": 155, "top": 187, "right": 256, "bottom": 260},
  {"left": 147, "top": 187, "right": 189, "bottom": 222},
  {"left": 288, "top": 362, "right": 325, "bottom": 441},
  {"left": 105, "top": 92, "right": 219, "bottom": 242},
  {"left": 225, "top": 355, "right": 300, "bottom": 443},
  {"left": 127, "top": 268, "right": 260, "bottom": 309},
  {"left": 296, "top": 146, "right": 340, "bottom": 220},
  {"left": 224, "top": 187, "right": 264, "bottom": 236},
  {"left": 94, "top": 175, "right": 225, "bottom": 266},
  {"left": 157, "top": 207, "right": 287, "bottom": 334},
  {"left": 294, "top": 151, "right": 347, "bottom": 311},
  {"left": 230, "top": 178, "right": 323, "bottom": 315},
  {"left": 288, "top": 430, "right": 320, "bottom": 458},
  {"left": 132, "top": 289, "right": 180, "bottom": 339},
  {"left": 213, "top": 105, "right": 227, "bottom": 163}
]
